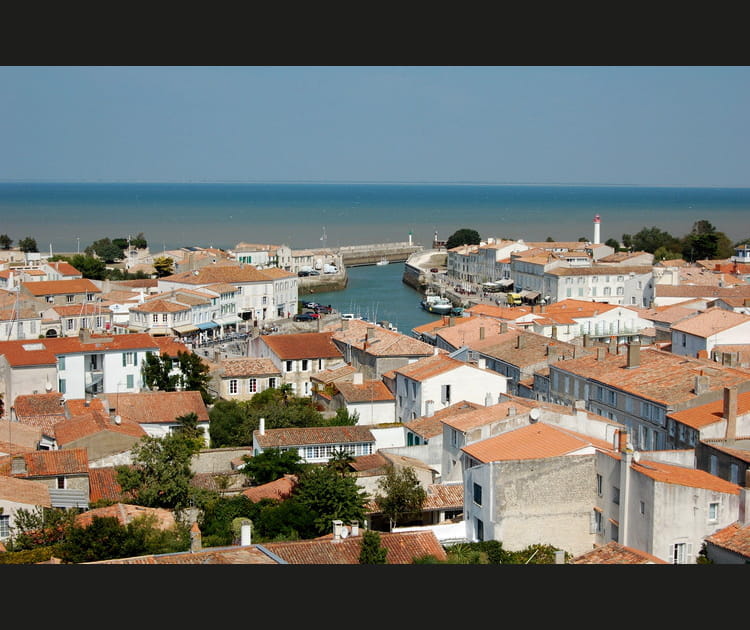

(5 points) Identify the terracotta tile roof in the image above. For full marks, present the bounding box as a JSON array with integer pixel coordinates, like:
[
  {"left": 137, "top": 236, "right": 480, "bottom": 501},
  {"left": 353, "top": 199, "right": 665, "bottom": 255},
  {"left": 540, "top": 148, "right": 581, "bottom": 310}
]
[
  {"left": 472, "top": 329, "right": 585, "bottom": 368},
  {"left": 254, "top": 425, "right": 375, "bottom": 448},
  {"left": 44, "top": 303, "right": 111, "bottom": 317},
  {"left": 310, "top": 364, "right": 357, "bottom": 384},
  {"left": 323, "top": 319, "right": 435, "bottom": 358},
  {"left": 260, "top": 332, "right": 343, "bottom": 360},
  {"left": 54, "top": 409, "right": 146, "bottom": 445},
  {"left": 152, "top": 336, "right": 191, "bottom": 358},
  {"left": 434, "top": 316, "right": 524, "bottom": 348},
  {"left": 422, "top": 483, "right": 463, "bottom": 510},
  {"left": 21, "top": 278, "right": 101, "bottom": 296},
  {"left": 641, "top": 304, "right": 699, "bottom": 325},
  {"left": 88, "top": 467, "right": 125, "bottom": 503},
  {"left": 441, "top": 400, "right": 534, "bottom": 431},
  {"left": 704, "top": 521, "right": 750, "bottom": 559},
  {"left": 75, "top": 503, "right": 177, "bottom": 530},
  {"left": 464, "top": 304, "right": 533, "bottom": 320},
  {"left": 5, "top": 447, "right": 89, "bottom": 477},
  {"left": 570, "top": 541, "right": 668, "bottom": 564},
  {"left": 0, "top": 333, "right": 159, "bottom": 366},
  {"left": 670, "top": 308, "right": 750, "bottom": 337},
  {"left": 203, "top": 282, "right": 240, "bottom": 294},
  {"left": 547, "top": 265, "right": 653, "bottom": 277},
  {"left": 349, "top": 452, "right": 389, "bottom": 472},
  {"left": 0, "top": 420, "right": 43, "bottom": 450},
  {"left": 47, "top": 261, "right": 82, "bottom": 277},
  {"left": 110, "top": 391, "right": 209, "bottom": 425},
  {"left": 405, "top": 400, "right": 484, "bottom": 439},
  {"left": 107, "top": 278, "right": 159, "bottom": 289},
  {"left": 161, "top": 264, "right": 295, "bottom": 285},
  {"left": 601, "top": 450, "right": 741, "bottom": 494},
  {"left": 333, "top": 380, "right": 394, "bottom": 403},
  {"left": 656, "top": 285, "right": 750, "bottom": 298},
  {"left": 263, "top": 529, "right": 447, "bottom": 564},
  {"left": 554, "top": 348, "right": 750, "bottom": 406},
  {"left": 13, "top": 392, "right": 65, "bottom": 417},
  {"left": 0, "top": 306, "right": 42, "bottom": 321},
  {"left": 242, "top": 474, "right": 298, "bottom": 502},
  {"left": 131, "top": 299, "right": 190, "bottom": 313},
  {"left": 87, "top": 545, "right": 281, "bottom": 564},
  {"left": 0, "top": 475, "right": 52, "bottom": 506},
  {"left": 668, "top": 390, "right": 750, "bottom": 431},
  {"left": 699, "top": 441, "right": 750, "bottom": 464},
  {"left": 462, "top": 422, "right": 613, "bottom": 463},
  {"left": 392, "top": 353, "right": 471, "bottom": 381},
  {"left": 65, "top": 397, "right": 107, "bottom": 417},
  {"left": 220, "top": 357, "right": 280, "bottom": 378}
]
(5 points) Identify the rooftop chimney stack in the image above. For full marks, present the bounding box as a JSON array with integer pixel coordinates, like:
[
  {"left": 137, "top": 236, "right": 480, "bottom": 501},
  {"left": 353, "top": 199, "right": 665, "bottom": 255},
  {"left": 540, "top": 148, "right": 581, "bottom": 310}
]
[
  {"left": 694, "top": 374, "right": 710, "bottom": 396},
  {"left": 259, "top": 417, "right": 265, "bottom": 436},
  {"left": 723, "top": 386, "right": 738, "bottom": 440},
  {"left": 627, "top": 343, "right": 640, "bottom": 369},
  {"left": 190, "top": 522, "right": 202, "bottom": 553},
  {"left": 240, "top": 520, "right": 252, "bottom": 546}
]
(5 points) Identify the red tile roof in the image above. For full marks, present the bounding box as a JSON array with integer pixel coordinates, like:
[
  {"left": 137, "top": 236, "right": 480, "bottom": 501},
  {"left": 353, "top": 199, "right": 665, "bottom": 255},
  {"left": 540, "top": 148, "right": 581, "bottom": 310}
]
[
  {"left": 668, "top": 390, "right": 750, "bottom": 431},
  {"left": 263, "top": 529, "right": 448, "bottom": 564},
  {"left": 4, "top": 447, "right": 89, "bottom": 477},
  {"left": 242, "top": 474, "right": 298, "bottom": 503},
  {"left": 109, "top": 391, "right": 209, "bottom": 425},
  {"left": 220, "top": 357, "right": 280, "bottom": 378},
  {"left": 75, "top": 503, "right": 177, "bottom": 530},
  {"left": 704, "top": 521, "right": 750, "bottom": 559},
  {"left": 54, "top": 409, "right": 146, "bottom": 445},
  {"left": 571, "top": 541, "right": 668, "bottom": 564},
  {"left": 21, "top": 278, "right": 101, "bottom": 296},
  {"left": 333, "top": 380, "right": 394, "bottom": 403},
  {"left": 404, "top": 400, "right": 484, "bottom": 439},
  {"left": 0, "top": 475, "right": 52, "bottom": 506},
  {"left": 260, "top": 332, "right": 343, "bottom": 360},
  {"left": 88, "top": 467, "right": 125, "bottom": 504},
  {"left": 670, "top": 308, "right": 750, "bottom": 337},
  {"left": 254, "top": 425, "right": 375, "bottom": 448}
]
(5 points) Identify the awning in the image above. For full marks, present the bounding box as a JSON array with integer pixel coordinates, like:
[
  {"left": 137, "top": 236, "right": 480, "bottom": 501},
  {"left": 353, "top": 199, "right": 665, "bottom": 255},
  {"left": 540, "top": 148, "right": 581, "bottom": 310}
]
[
  {"left": 520, "top": 290, "right": 540, "bottom": 300},
  {"left": 147, "top": 327, "right": 172, "bottom": 336},
  {"left": 196, "top": 321, "right": 219, "bottom": 330},
  {"left": 214, "top": 316, "right": 240, "bottom": 326},
  {"left": 173, "top": 323, "right": 199, "bottom": 334},
  {"left": 498, "top": 278, "right": 514, "bottom": 287}
]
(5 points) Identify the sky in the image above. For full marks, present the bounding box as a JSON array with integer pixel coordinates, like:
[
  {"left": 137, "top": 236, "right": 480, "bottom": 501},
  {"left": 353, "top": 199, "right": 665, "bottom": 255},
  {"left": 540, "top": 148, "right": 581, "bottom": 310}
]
[{"left": 2, "top": 65, "right": 749, "bottom": 187}]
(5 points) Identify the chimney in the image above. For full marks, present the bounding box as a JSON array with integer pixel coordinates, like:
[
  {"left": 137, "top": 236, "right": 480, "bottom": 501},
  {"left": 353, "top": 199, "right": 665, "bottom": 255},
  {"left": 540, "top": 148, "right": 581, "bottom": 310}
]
[
  {"left": 499, "top": 322, "right": 508, "bottom": 334},
  {"left": 609, "top": 337, "right": 617, "bottom": 355},
  {"left": 350, "top": 520, "right": 359, "bottom": 537},
  {"left": 341, "top": 319, "right": 349, "bottom": 331},
  {"left": 627, "top": 343, "right": 640, "bottom": 368},
  {"left": 740, "top": 472, "right": 750, "bottom": 526},
  {"left": 259, "top": 417, "right": 265, "bottom": 435},
  {"left": 240, "top": 520, "right": 252, "bottom": 546},
  {"left": 723, "top": 386, "right": 738, "bottom": 440},
  {"left": 583, "top": 334, "right": 592, "bottom": 347},
  {"left": 694, "top": 374, "right": 710, "bottom": 396},
  {"left": 516, "top": 334, "right": 525, "bottom": 349},
  {"left": 190, "top": 521, "right": 202, "bottom": 552},
  {"left": 477, "top": 357, "right": 486, "bottom": 369},
  {"left": 479, "top": 326, "right": 485, "bottom": 340},
  {"left": 352, "top": 372, "right": 364, "bottom": 385},
  {"left": 425, "top": 400, "right": 434, "bottom": 417},
  {"left": 596, "top": 347, "right": 607, "bottom": 361},
  {"left": 507, "top": 406, "right": 516, "bottom": 417},
  {"left": 547, "top": 344, "right": 558, "bottom": 359},
  {"left": 485, "top": 392, "right": 493, "bottom": 406},
  {"left": 332, "top": 519, "right": 343, "bottom": 540},
  {"left": 11, "top": 455, "right": 26, "bottom": 475}
]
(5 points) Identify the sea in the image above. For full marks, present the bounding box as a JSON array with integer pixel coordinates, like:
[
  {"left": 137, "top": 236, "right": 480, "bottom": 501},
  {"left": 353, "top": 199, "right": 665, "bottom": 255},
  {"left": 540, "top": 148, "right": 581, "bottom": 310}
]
[{"left": 2, "top": 181, "right": 749, "bottom": 334}]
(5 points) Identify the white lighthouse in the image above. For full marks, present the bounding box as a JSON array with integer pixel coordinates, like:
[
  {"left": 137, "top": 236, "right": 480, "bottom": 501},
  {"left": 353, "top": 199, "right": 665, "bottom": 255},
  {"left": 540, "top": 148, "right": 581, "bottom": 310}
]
[{"left": 593, "top": 214, "right": 601, "bottom": 245}]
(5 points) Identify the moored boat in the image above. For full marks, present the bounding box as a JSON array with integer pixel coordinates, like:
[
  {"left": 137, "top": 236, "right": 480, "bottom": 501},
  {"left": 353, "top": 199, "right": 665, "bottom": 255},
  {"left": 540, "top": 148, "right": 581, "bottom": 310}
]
[{"left": 420, "top": 294, "right": 453, "bottom": 315}]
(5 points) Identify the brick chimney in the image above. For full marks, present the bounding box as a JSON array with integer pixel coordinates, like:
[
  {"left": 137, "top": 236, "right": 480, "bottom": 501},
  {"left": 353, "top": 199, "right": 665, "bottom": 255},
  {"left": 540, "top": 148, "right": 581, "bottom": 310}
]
[
  {"left": 740, "top": 472, "right": 750, "bottom": 526},
  {"left": 516, "top": 334, "right": 525, "bottom": 349},
  {"left": 352, "top": 372, "right": 364, "bottom": 385},
  {"left": 479, "top": 326, "right": 485, "bottom": 340},
  {"left": 627, "top": 343, "right": 640, "bottom": 369},
  {"left": 190, "top": 521, "right": 202, "bottom": 552},
  {"left": 694, "top": 374, "right": 710, "bottom": 396},
  {"left": 596, "top": 346, "right": 607, "bottom": 361},
  {"left": 723, "top": 386, "right": 738, "bottom": 440},
  {"left": 499, "top": 322, "right": 508, "bottom": 334}
]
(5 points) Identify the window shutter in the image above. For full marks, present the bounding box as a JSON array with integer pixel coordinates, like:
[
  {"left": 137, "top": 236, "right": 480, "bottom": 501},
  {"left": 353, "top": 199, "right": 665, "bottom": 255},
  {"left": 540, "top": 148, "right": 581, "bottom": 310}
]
[
  {"left": 589, "top": 510, "right": 597, "bottom": 534},
  {"left": 122, "top": 352, "right": 126, "bottom": 367},
  {"left": 669, "top": 544, "right": 675, "bottom": 564},
  {"left": 441, "top": 384, "right": 447, "bottom": 403},
  {"left": 687, "top": 543, "right": 693, "bottom": 564}
]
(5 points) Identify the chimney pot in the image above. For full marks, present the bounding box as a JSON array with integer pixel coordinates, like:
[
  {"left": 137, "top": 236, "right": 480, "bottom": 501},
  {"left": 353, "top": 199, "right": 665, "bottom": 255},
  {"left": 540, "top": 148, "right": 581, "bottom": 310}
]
[{"left": 723, "top": 386, "right": 738, "bottom": 440}]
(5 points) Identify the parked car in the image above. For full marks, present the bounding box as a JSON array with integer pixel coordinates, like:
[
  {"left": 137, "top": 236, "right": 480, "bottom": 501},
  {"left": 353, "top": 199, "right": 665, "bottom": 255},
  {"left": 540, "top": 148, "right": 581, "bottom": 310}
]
[
  {"left": 430, "top": 268, "right": 439, "bottom": 273},
  {"left": 315, "top": 305, "right": 333, "bottom": 314},
  {"left": 308, "top": 270, "right": 320, "bottom": 276},
  {"left": 293, "top": 312, "right": 319, "bottom": 321},
  {"left": 301, "top": 300, "right": 318, "bottom": 309},
  {"left": 297, "top": 271, "right": 310, "bottom": 277}
]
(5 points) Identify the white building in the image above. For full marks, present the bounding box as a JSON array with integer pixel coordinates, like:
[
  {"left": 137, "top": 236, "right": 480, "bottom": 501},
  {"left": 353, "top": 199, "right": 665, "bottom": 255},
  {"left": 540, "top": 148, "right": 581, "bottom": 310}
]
[{"left": 670, "top": 308, "right": 750, "bottom": 359}]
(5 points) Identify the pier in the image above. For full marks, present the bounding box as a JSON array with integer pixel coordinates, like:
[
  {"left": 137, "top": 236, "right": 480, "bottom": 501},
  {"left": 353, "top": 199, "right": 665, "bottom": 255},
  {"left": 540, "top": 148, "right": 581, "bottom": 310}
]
[{"left": 337, "top": 241, "right": 423, "bottom": 267}]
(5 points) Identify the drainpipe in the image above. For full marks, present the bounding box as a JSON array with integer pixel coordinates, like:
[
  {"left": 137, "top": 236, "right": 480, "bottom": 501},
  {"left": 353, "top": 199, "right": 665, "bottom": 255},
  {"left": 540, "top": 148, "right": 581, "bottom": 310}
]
[{"left": 618, "top": 429, "right": 633, "bottom": 547}]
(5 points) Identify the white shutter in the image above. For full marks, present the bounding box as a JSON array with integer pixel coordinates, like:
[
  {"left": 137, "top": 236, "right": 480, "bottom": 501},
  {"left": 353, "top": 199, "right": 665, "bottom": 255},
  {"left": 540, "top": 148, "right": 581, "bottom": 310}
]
[
  {"left": 669, "top": 544, "right": 675, "bottom": 564},
  {"left": 687, "top": 543, "right": 693, "bottom": 564}
]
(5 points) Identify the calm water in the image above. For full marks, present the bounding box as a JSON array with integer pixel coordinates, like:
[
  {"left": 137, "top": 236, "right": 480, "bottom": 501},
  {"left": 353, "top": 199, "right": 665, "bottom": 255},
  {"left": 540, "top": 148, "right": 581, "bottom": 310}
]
[
  {"left": 2, "top": 181, "right": 750, "bottom": 254},
  {"left": 306, "top": 263, "right": 442, "bottom": 335}
]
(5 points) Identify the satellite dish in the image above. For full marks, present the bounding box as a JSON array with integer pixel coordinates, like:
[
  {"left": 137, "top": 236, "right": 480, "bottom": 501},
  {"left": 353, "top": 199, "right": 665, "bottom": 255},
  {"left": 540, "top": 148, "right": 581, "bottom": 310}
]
[
  {"left": 529, "top": 408, "right": 540, "bottom": 423},
  {"left": 114, "top": 415, "right": 122, "bottom": 425}
]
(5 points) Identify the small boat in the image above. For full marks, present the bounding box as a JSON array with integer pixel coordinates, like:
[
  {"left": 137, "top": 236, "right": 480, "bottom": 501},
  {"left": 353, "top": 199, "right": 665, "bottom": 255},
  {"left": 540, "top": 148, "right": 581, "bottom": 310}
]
[
  {"left": 376, "top": 256, "right": 389, "bottom": 266},
  {"left": 420, "top": 294, "right": 453, "bottom": 315}
]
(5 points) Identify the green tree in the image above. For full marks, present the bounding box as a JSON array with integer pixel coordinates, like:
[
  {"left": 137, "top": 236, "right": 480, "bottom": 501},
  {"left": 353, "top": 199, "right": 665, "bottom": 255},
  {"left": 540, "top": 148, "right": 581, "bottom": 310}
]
[
  {"left": 174, "top": 411, "right": 206, "bottom": 449},
  {"left": 359, "top": 529, "right": 388, "bottom": 564},
  {"left": 653, "top": 246, "right": 683, "bottom": 262},
  {"left": 130, "top": 232, "right": 148, "bottom": 249},
  {"left": 141, "top": 351, "right": 179, "bottom": 392},
  {"left": 445, "top": 228, "right": 481, "bottom": 250},
  {"left": 68, "top": 253, "right": 108, "bottom": 280},
  {"left": 241, "top": 447, "right": 305, "bottom": 485},
  {"left": 9, "top": 506, "right": 77, "bottom": 550},
  {"left": 605, "top": 237, "right": 620, "bottom": 250},
  {"left": 292, "top": 464, "right": 367, "bottom": 537},
  {"left": 545, "top": 236, "right": 555, "bottom": 242},
  {"left": 18, "top": 236, "right": 38, "bottom": 253},
  {"left": 0, "top": 234, "right": 13, "bottom": 249},
  {"left": 86, "top": 237, "right": 124, "bottom": 263},
  {"left": 621, "top": 233, "right": 633, "bottom": 251},
  {"left": 115, "top": 431, "right": 202, "bottom": 511},
  {"left": 153, "top": 256, "right": 175, "bottom": 277},
  {"left": 374, "top": 465, "right": 427, "bottom": 531},
  {"left": 208, "top": 399, "right": 254, "bottom": 447},
  {"left": 631, "top": 226, "right": 681, "bottom": 254},
  {"left": 327, "top": 447, "right": 355, "bottom": 475},
  {"left": 326, "top": 407, "right": 359, "bottom": 426},
  {"left": 198, "top": 494, "right": 260, "bottom": 548},
  {"left": 681, "top": 219, "right": 733, "bottom": 261},
  {"left": 176, "top": 350, "right": 212, "bottom": 403}
]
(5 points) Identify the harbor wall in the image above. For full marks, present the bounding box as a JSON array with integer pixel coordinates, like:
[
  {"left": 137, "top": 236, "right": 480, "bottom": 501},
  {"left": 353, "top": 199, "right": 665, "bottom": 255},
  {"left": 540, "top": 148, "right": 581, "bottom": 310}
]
[{"left": 338, "top": 242, "right": 422, "bottom": 267}]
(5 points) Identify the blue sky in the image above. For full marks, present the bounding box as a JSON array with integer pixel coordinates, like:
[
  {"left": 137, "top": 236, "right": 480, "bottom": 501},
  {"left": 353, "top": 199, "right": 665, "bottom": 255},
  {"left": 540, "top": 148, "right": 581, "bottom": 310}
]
[{"left": 2, "top": 65, "right": 749, "bottom": 187}]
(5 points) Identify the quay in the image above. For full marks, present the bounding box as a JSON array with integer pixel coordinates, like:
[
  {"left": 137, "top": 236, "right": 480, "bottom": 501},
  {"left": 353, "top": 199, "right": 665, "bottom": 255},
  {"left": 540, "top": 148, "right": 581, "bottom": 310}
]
[{"left": 338, "top": 241, "right": 422, "bottom": 267}]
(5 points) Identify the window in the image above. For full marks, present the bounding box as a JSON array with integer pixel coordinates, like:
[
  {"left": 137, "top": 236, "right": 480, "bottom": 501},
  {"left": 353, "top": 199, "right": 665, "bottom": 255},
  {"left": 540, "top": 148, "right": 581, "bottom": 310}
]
[
  {"left": 229, "top": 379, "right": 238, "bottom": 394},
  {"left": 269, "top": 377, "right": 277, "bottom": 389},
  {"left": 81, "top": 317, "right": 89, "bottom": 329},
  {"left": 473, "top": 482, "right": 482, "bottom": 506},
  {"left": 708, "top": 502, "right": 719, "bottom": 522},
  {"left": 681, "top": 333, "right": 687, "bottom": 347},
  {"left": 475, "top": 518, "right": 484, "bottom": 542},
  {"left": 122, "top": 352, "right": 135, "bottom": 366},
  {"left": 248, "top": 378, "right": 257, "bottom": 393},
  {"left": 57, "top": 476, "right": 65, "bottom": 489},
  {"left": 592, "top": 510, "right": 603, "bottom": 534},
  {"left": 126, "top": 374, "right": 134, "bottom": 389},
  {"left": 285, "top": 360, "right": 293, "bottom": 372},
  {"left": 640, "top": 501, "right": 645, "bottom": 515},
  {"left": 0, "top": 515, "right": 9, "bottom": 539},
  {"left": 66, "top": 294, "right": 74, "bottom": 303},
  {"left": 596, "top": 473, "right": 603, "bottom": 496},
  {"left": 58, "top": 356, "right": 66, "bottom": 370},
  {"left": 441, "top": 384, "right": 451, "bottom": 404},
  {"left": 153, "top": 314, "right": 159, "bottom": 323},
  {"left": 451, "top": 428, "right": 458, "bottom": 448},
  {"left": 162, "top": 313, "right": 168, "bottom": 322},
  {"left": 730, "top": 463, "right": 739, "bottom": 484},
  {"left": 66, "top": 318, "right": 74, "bottom": 330},
  {"left": 671, "top": 542, "right": 688, "bottom": 564},
  {"left": 610, "top": 521, "right": 619, "bottom": 542},
  {"left": 709, "top": 454, "right": 718, "bottom": 476},
  {"left": 58, "top": 378, "right": 66, "bottom": 394},
  {"left": 301, "top": 359, "right": 309, "bottom": 371},
  {"left": 613, "top": 486, "right": 620, "bottom": 505}
]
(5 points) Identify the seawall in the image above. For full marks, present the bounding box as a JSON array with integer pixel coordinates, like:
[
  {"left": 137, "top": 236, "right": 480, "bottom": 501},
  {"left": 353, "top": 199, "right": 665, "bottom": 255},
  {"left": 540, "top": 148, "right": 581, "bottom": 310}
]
[{"left": 338, "top": 241, "right": 423, "bottom": 267}]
